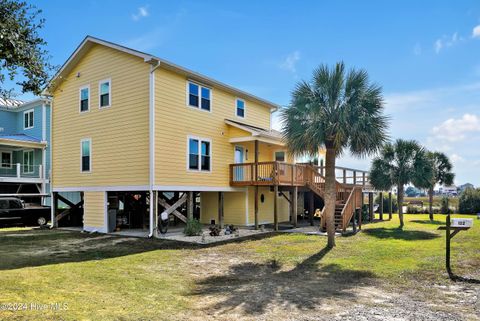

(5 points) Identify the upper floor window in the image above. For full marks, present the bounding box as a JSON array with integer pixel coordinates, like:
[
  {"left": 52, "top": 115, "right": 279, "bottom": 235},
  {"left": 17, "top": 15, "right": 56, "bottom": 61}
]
[
  {"left": 188, "top": 81, "right": 211, "bottom": 111},
  {"left": 79, "top": 85, "right": 90, "bottom": 112},
  {"left": 81, "top": 139, "right": 91, "bottom": 172},
  {"left": 99, "top": 79, "right": 111, "bottom": 108},
  {"left": 188, "top": 137, "right": 211, "bottom": 171},
  {"left": 236, "top": 99, "right": 245, "bottom": 118},
  {"left": 24, "top": 109, "right": 34, "bottom": 129}
]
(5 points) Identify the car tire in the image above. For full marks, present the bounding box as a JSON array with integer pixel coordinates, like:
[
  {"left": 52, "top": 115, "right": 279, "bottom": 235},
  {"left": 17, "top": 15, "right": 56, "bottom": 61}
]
[{"left": 36, "top": 216, "right": 47, "bottom": 226}]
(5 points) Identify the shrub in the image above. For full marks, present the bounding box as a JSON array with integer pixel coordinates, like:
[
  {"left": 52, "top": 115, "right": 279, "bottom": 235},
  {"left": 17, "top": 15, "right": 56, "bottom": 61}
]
[
  {"left": 184, "top": 218, "right": 203, "bottom": 236},
  {"left": 459, "top": 187, "right": 480, "bottom": 214},
  {"left": 374, "top": 192, "right": 398, "bottom": 213},
  {"left": 361, "top": 204, "right": 369, "bottom": 221},
  {"left": 440, "top": 197, "right": 452, "bottom": 214},
  {"left": 406, "top": 205, "right": 423, "bottom": 214}
]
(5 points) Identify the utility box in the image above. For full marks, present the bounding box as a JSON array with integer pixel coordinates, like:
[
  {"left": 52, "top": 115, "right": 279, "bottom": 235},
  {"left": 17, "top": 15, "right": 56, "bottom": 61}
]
[{"left": 451, "top": 218, "right": 473, "bottom": 228}]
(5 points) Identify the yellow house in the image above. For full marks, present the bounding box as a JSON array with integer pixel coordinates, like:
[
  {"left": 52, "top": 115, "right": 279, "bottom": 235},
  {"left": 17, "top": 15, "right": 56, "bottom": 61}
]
[{"left": 45, "top": 36, "right": 362, "bottom": 236}]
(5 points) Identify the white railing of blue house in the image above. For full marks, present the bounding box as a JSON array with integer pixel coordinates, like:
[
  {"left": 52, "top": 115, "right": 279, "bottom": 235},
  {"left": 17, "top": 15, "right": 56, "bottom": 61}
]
[{"left": 0, "top": 163, "right": 44, "bottom": 179}]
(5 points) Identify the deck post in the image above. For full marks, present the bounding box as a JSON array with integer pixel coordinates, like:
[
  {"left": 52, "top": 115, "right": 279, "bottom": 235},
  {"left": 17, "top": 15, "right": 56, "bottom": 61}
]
[
  {"left": 273, "top": 184, "right": 279, "bottom": 231},
  {"left": 353, "top": 171, "right": 357, "bottom": 186},
  {"left": 309, "top": 191, "right": 314, "bottom": 226},
  {"left": 343, "top": 169, "right": 347, "bottom": 184},
  {"left": 254, "top": 186, "right": 259, "bottom": 230},
  {"left": 362, "top": 172, "right": 366, "bottom": 188},
  {"left": 187, "top": 191, "right": 194, "bottom": 220},
  {"left": 379, "top": 192, "right": 384, "bottom": 220},
  {"left": 369, "top": 192, "right": 374, "bottom": 222},
  {"left": 51, "top": 192, "right": 58, "bottom": 228},
  {"left": 292, "top": 186, "right": 298, "bottom": 228},
  {"left": 254, "top": 140, "right": 259, "bottom": 181},
  {"left": 218, "top": 192, "right": 224, "bottom": 228},
  {"left": 388, "top": 192, "right": 393, "bottom": 220},
  {"left": 152, "top": 191, "right": 158, "bottom": 234}
]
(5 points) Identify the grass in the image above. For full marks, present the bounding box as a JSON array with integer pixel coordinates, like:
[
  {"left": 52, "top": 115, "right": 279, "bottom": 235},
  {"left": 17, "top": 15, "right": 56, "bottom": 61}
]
[{"left": 0, "top": 214, "right": 478, "bottom": 320}]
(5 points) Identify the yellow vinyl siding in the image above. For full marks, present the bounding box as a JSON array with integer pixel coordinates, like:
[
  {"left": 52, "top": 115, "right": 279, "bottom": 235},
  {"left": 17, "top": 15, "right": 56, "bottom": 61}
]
[
  {"left": 200, "top": 191, "right": 247, "bottom": 225},
  {"left": 247, "top": 187, "right": 290, "bottom": 225},
  {"left": 154, "top": 68, "right": 272, "bottom": 187},
  {"left": 83, "top": 191, "right": 105, "bottom": 228},
  {"left": 51, "top": 44, "right": 150, "bottom": 188}
]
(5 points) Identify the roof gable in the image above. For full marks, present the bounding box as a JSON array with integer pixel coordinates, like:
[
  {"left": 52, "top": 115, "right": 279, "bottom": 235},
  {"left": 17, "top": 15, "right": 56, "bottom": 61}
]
[{"left": 44, "top": 36, "right": 279, "bottom": 110}]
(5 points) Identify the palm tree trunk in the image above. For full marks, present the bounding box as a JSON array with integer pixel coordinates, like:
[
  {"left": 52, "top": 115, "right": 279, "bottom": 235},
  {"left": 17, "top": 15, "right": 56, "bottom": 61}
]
[
  {"left": 325, "top": 147, "right": 336, "bottom": 248},
  {"left": 429, "top": 186, "right": 434, "bottom": 221},
  {"left": 398, "top": 184, "right": 404, "bottom": 228}
]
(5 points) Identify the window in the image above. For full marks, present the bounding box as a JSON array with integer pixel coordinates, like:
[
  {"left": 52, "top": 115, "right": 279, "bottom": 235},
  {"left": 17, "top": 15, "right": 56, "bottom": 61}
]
[
  {"left": 24, "top": 109, "right": 34, "bottom": 129},
  {"left": 1, "top": 152, "right": 12, "bottom": 168},
  {"left": 99, "top": 79, "right": 111, "bottom": 108},
  {"left": 188, "top": 81, "right": 211, "bottom": 111},
  {"left": 79, "top": 86, "right": 90, "bottom": 112},
  {"left": 81, "top": 139, "right": 91, "bottom": 172},
  {"left": 23, "top": 150, "right": 34, "bottom": 173},
  {"left": 236, "top": 99, "right": 245, "bottom": 118},
  {"left": 188, "top": 137, "right": 211, "bottom": 171},
  {"left": 275, "top": 151, "right": 285, "bottom": 162},
  {"left": 9, "top": 200, "right": 22, "bottom": 209}
]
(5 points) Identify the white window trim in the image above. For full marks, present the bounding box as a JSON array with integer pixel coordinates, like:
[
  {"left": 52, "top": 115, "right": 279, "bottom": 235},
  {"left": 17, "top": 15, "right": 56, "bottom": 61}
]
[
  {"left": 99, "top": 78, "right": 112, "bottom": 108},
  {"left": 23, "top": 109, "right": 34, "bottom": 130},
  {"left": 0, "top": 151, "right": 12, "bottom": 169},
  {"left": 80, "top": 138, "right": 92, "bottom": 173},
  {"left": 22, "top": 149, "right": 34, "bottom": 173},
  {"left": 79, "top": 85, "right": 91, "bottom": 113},
  {"left": 186, "top": 135, "right": 212, "bottom": 173},
  {"left": 235, "top": 98, "right": 246, "bottom": 119},
  {"left": 274, "top": 150, "right": 286, "bottom": 162},
  {"left": 186, "top": 80, "right": 212, "bottom": 113}
]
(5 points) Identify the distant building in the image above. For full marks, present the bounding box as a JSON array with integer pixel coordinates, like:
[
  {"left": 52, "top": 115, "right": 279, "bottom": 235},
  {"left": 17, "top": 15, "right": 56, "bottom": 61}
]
[
  {"left": 439, "top": 185, "right": 458, "bottom": 196},
  {"left": 458, "top": 183, "right": 475, "bottom": 193}
]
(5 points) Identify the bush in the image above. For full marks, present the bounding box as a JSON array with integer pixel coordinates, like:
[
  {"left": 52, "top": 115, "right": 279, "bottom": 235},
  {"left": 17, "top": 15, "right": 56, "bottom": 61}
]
[
  {"left": 440, "top": 197, "right": 452, "bottom": 214},
  {"left": 184, "top": 218, "right": 203, "bottom": 236},
  {"left": 406, "top": 205, "right": 423, "bottom": 214},
  {"left": 361, "top": 204, "right": 369, "bottom": 221},
  {"left": 374, "top": 192, "right": 398, "bottom": 213},
  {"left": 459, "top": 187, "right": 480, "bottom": 214}
]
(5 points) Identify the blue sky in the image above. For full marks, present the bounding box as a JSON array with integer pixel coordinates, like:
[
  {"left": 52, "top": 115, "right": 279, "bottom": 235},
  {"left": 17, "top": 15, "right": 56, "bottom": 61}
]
[{"left": 21, "top": 1, "right": 480, "bottom": 186}]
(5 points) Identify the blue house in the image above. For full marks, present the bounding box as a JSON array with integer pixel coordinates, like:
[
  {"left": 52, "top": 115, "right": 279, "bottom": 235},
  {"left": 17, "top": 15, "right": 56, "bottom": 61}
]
[{"left": 0, "top": 97, "right": 51, "bottom": 205}]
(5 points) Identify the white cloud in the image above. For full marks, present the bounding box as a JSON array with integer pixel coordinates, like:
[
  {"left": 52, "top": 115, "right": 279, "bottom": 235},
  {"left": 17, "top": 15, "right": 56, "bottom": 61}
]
[
  {"left": 434, "top": 32, "right": 464, "bottom": 53},
  {"left": 472, "top": 25, "right": 480, "bottom": 38},
  {"left": 132, "top": 6, "right": 149, "bottom": 21},
  {"left": 431, "top": 113, "right": 480, "bottom": 142},
  {"left": 413, "top": 43, "right": 422, "bottom": 56},
  {"left": 279, "top": 51, "right": 301, "bottom": 73},
  {"left": 450, "top": 153, "right": 465, "bottom": 164}
]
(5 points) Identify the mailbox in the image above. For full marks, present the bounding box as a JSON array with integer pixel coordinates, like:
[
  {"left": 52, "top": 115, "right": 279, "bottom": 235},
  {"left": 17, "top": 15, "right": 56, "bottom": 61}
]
[{"left": 451, "top": 218, "right": 473, "bottom": 228}]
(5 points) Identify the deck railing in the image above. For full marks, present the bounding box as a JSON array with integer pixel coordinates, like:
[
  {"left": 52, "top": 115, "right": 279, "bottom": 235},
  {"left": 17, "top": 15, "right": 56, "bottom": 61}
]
[
  {"left": 230, "top": 161, "right": 308, "bottom": 186},
  {"left": 0, "top": 163, "right": 44, "bottom": 179}
]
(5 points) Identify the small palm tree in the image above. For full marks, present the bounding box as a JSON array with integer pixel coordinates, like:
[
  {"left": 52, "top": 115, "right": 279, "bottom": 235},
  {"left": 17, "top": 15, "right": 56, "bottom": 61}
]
[
  {"left": 370, "top": 139, "right": 433, "bottom": 228},
  {"left": 427, "top": 152, "right": 455, "bottom": 220},
  {"left": 281, "top": 62, "right": 389, "bottom": 248}
]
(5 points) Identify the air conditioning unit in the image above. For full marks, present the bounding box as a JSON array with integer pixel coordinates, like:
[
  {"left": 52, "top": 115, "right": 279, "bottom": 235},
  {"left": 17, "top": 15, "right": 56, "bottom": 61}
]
[{"left": 451, "top": 218, "right": 473, "bottom": 228}]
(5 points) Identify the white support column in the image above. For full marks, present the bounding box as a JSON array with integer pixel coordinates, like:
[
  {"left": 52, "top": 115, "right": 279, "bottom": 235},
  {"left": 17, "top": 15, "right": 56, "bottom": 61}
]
[{"left": 16, "top": 163, "right": 21, "bottom": 178}]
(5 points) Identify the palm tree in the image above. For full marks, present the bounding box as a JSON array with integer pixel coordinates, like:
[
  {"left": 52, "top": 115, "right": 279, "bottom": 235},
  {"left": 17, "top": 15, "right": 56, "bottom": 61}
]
[
  {"left": 370, "top": 139, "right": 433, "bottom": 228},
  {"left": 281, "top": 62, "right": 389, "bottom": 248},
  {"left": 427, "top": 152, "right": 454, "bottom": 220}
]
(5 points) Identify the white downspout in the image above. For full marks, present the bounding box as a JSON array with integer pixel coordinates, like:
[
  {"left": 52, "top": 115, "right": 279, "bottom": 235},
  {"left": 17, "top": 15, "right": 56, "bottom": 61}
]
[
  {"left": 41, "top": 102, "right": 47, "bottom": 205},
  {"left": 148, "top": 60, "right": 161, "bottom": 237}
]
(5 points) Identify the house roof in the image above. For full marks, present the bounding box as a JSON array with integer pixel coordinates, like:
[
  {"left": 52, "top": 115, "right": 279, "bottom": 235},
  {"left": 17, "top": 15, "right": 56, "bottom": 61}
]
[
  {"left": 225, "top": 119, "right": 284, "bottom": 145},
  {"left": 0, "top": 134, "right": 46, "bottom": 148},
  {"left": 0, "top": 97, "right": 25, "bottom": 109},
  {"left": 44, "top": 36, "right": 280, "bottom": 111},
  {"left": 0, "top": 97, "right": 50, "bottom": 111}
]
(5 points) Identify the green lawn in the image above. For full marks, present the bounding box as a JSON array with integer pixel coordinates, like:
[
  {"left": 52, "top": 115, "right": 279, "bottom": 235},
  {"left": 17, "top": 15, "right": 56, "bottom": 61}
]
[{"left": 0, "top": 214, "right": 478, "bottom": 320}]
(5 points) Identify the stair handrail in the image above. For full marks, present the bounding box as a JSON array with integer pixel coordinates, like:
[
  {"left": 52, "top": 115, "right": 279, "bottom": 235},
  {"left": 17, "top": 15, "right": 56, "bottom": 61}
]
[{"left": 340, "top": 186, "right": 360, "bottom": 231}]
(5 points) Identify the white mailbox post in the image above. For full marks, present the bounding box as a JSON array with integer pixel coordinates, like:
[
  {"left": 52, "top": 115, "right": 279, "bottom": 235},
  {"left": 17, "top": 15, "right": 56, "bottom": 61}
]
[{"left": 438, "top": 215, "right": 473, "bottom": 280}]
